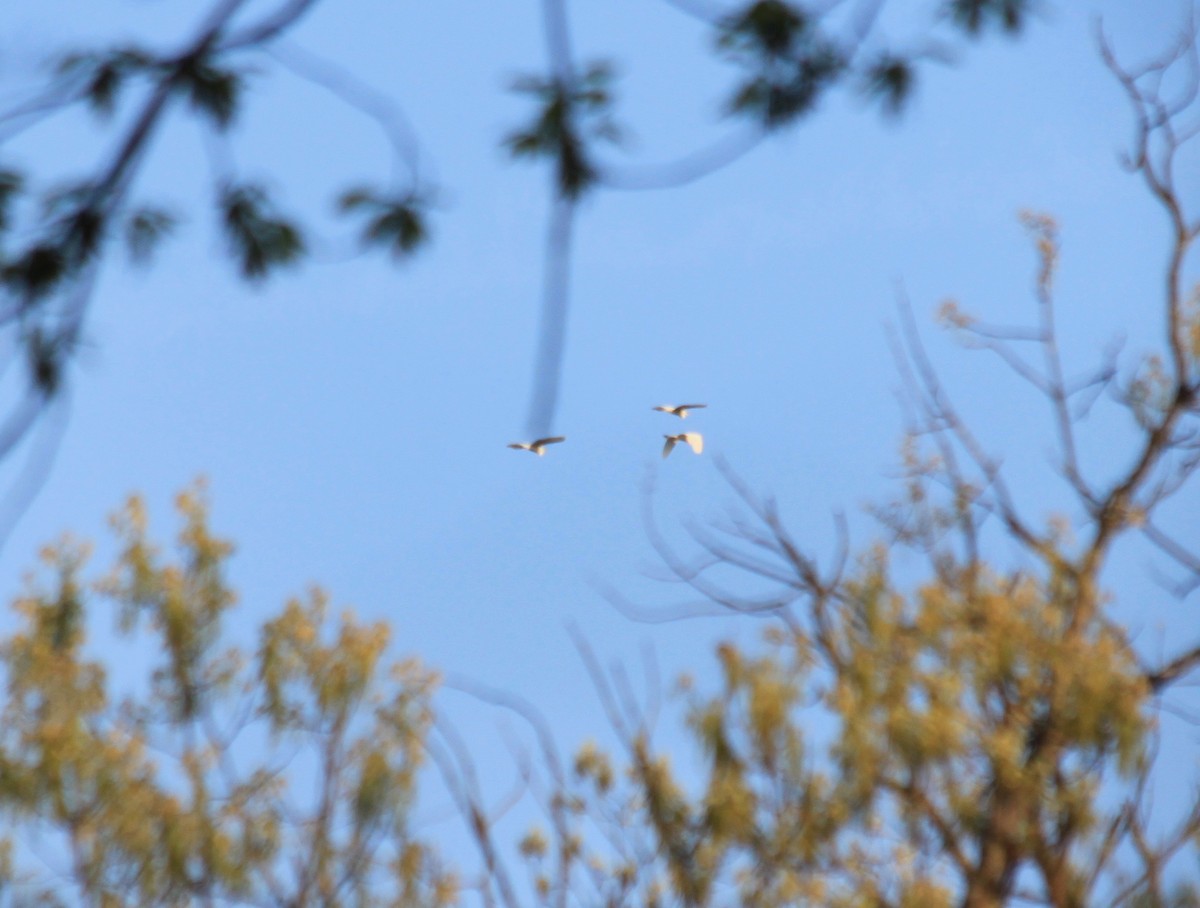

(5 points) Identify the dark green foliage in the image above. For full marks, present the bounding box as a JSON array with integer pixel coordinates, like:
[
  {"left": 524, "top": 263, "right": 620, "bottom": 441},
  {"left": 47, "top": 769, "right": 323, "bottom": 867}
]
[
  {"left": 87, "top": 60, "right": 122, "bottom": 116},
  {"left": 863, "top": 54, "right": 915, "bottom": 115},
  {"left": 949, "top": 0, "right": 1031, "bottom": 35},
  {"left": 338, "top": 188, "right": 429, "bottom": 259},
  {"left": 24, "top": 327, "right": 65, "bottom": 396},
  {"left": 1, "top": 245, "right": 67, "bottom": 301},
  {"left": 59, "top": 205, "right": 105, "bottom": 263},
  {"left": 506, "top": 62, "right": 620, "bottom": 199},
  {"left": 177, "top": 57, "right": 243, "bottom": 130},
  {"left": 717, "top": 2, "right": 845, "bottom": 127},
  {"left": 0, "top": 183, "right": 107, "bottom": 303},
  {"left": 124, "top": 207, "right": 178, "bottom": 265},
  {"left": 714, "top": 0, "right": 1027, "bottom": 128},
  {"left": 726, "top": 50, "right": 844, "bottom": 125},
  {"left": 219, "top": 183, "right": 304, "bottom": 280},
  {"left": 717, "top": 1, "right": 809, "bottom": 58},
  {"left": 3, "top": 0, "right": 1039, "bottom": 330},
  {"left": 57, "top": 46, "right": 153, "bottom": 118}
]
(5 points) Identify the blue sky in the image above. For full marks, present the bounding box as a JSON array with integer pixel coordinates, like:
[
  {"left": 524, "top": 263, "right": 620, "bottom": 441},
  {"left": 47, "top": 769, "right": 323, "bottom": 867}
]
[{"left": 2, "top": 0, "right": 1197, "bottom": 875}]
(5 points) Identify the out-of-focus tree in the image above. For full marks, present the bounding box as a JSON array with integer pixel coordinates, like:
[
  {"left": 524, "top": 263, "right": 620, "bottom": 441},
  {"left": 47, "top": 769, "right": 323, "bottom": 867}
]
[
  {"left": 9, "top": 9, "right": 1200, "bottom": 908},
  {"left": 0, "top": 0, "right": 1035, "bottom": 497},
  {"left": 1, "top": 27, "right": 1197, "bottom": 893},
  {"left": 0, "top": 483, "right": 455, "bottom": 906},
  {"left": 436, "top": 24, "right": 1200, "bottom": 908}
]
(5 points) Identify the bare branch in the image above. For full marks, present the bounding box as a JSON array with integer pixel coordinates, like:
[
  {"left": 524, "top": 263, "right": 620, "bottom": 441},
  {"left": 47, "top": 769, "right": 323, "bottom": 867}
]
[
  {"left": 265, "top": 40, "right": 428, "bottom": 186},
  {"left": 1145, "top": 644, "right": 1200, "bottom": 693},
  {"left": 1140, "top": 515, "right": 1200, "bottom": 595},
  {"left": 597, "top": 126, "right": 766, "bottom": 191},
  {"left": 525, "top": 197, "right": 577, "bottom": 438}
]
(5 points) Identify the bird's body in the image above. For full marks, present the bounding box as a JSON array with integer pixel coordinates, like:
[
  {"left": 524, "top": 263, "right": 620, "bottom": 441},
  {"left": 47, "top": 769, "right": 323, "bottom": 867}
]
[
  {"left": 663, "top": 432, "right": 704, "bottom": 458},
  {"left": 653, "top": 403, "right": 707, "bottom": 419},
  {"left": 508, "top": 436, "right": 566, "bottom": 456}
]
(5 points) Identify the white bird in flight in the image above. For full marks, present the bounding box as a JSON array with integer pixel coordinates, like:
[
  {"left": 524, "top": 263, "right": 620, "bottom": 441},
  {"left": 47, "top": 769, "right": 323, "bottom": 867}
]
[
  {"left": 662, "top": 432, "right": 704, "bottom": 459},
  {"left": 508, "top": 436, "right": 566, "bottom": 456},
  {"left": 653, "top": 403, "right": 707, "bottom": 419}
]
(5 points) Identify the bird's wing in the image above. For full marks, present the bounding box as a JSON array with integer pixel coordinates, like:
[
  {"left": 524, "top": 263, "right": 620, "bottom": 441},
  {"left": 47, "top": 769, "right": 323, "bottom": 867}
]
[
  {"left": 535, "top": 436, "right": 566, "bottom": 446},
  {"left": 652, "top": 405, "right": 671, "bottom": 412},
  {"left": 507, "top": 443, "right": 529, "bottom": 451},
  {"left": 662, "top": 437, "right": 677, "bottom": 458},
  {"left": 680, "top": 404, "right": 707, "bottom": 410},
  {"left": 684, "top": 433, "right": 704, "bottom": 454}
]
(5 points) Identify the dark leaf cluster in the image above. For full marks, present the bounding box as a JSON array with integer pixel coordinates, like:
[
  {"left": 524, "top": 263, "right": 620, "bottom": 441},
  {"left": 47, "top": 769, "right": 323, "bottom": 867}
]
[
  {"left": 0, "top": 244, "right": 68, "bottom": 303},
  {"left": 1, "top": 181, "right": 105, "bottom": 304},
  {"left": 726, "top": 47, "right": 845, "bottom": 126},
  {"left": 713, "top": 0, "right": 1030, "bottom": 128},
  {"left": 0, "top": 181, "right": 180, "bottom": 397},
  {"left": 57, "top": 45, "right": 155, "bottom": 118},
  {"left": 57, "top": 44, "right": 244, "bottom": 129},
  {"left": 505, "top": 62, "right": 621, "bottom": 199},
  {"left": 717, "top": 0, "right": 810, "bottom": 58},
  {"left": 717, "top": 2, "right": 847, "bottom": 127},
  {"left": 175, "top": 55, "right": 244, "bottom": 130},
  {"left": 949, "top": 0, "right": 1032, "bottom": 35},
  {"left": 338, "top": 188, "right": 429, "bottom": 259},
  {"left": 24, "top": 326, "right": 68, "bottom": 396},
  {"left": 863, "top": 54, "right": 916, "bottom": 116},
  {"left": 219, "top": 183, "right": 305, "bottom": 280}
]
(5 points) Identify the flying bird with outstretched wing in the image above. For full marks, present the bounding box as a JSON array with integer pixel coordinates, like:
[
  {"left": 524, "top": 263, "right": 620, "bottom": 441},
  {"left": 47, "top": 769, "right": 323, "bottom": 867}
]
[
  {"left": 662, "top": 432, "right": 704, "bottom": 459},
  {"left": 508, "top": 436, "right": 566, "bottom": 456},
  {"left": 653, "top": 403, "right": 707, "bottom": 419}
]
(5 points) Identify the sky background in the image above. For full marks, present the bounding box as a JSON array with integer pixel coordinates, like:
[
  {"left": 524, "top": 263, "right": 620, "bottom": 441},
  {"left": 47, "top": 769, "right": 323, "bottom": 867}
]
[{"left": 1, "top": 0, "right": 1198, "bottom": 881}]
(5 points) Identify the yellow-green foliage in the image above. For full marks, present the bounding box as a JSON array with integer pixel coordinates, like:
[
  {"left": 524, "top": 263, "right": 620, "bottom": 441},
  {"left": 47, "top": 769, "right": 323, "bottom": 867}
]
[
  {"left": 0, "top": 484, "right": 454, "bottom": 907},
  {"left": 0, "top": 490, "right": 1179, "bottom": 907},
  {"left": 503, "top": 544, "right": 1160, "bottom": 908}
]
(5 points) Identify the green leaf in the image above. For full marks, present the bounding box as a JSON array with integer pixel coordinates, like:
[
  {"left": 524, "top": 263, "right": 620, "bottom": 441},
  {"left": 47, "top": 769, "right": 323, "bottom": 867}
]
[
  {"left": 24, "top": 327, "right": 66, "bottom": 396},
  {"left": 718, "top": 1, "right": 808, "bottom": 57},
  {"left": 87, "top": 61, "right": 123, "bottom": 116},
  {"left": 725, "top": 46, "right": 844, "bottom": 127},
  {"left": 1, "top": 245, "right": 67, "bottom": 300},
  {"left": 504, "top": 61, "right": 619, "bottom": 199},
  {"left": 366, "top": 202, "right": 427, "bottom": 258},
  {"left": 60, "top": 206, "right": 105, "bottom": 263},
  {"left": 863, "top": 55, "right": 915, "bottom": 115},
  {"left": 37, "top": 184, "right": 106, "bottom": 266},
  {"left": 555, "top": 134, "right": 596, "bottom": 199},
  {"left": 180, "top": 58, "right": 243, "bottom": 130},
  {"left": 717, "top": 4, "right": 845, "bottom": 130},
  {"left": 219, "top": 184, "right": 305, "bottom": 280},
  {"left": 336, "top": 188, "right": 430, "bottom": 260},
  {"left": 949, "top": 0, "right": 1031, "bottom": 35},
  {"left": 57, "top": 46, "right": 154, "bottom": 118}
]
